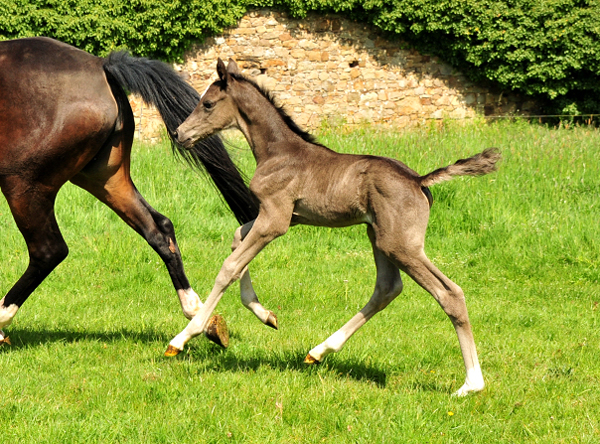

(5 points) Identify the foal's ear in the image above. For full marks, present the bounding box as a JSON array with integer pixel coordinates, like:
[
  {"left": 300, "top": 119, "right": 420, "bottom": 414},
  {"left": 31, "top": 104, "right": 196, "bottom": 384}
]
[
  {"left": 216, "top": 58, "right": 229, "bottom": 85},
  {"left": 226, "top": 58, "right": 241, "bottom": 75}
]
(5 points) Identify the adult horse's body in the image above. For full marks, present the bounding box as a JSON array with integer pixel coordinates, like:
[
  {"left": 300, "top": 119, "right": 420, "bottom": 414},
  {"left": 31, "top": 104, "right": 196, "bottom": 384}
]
[
  {"left": 0, "top": 38, "right": 258, "bottom": 346},
  {"left": 169, "top": 58, "right": 501, "bottom": 396}
]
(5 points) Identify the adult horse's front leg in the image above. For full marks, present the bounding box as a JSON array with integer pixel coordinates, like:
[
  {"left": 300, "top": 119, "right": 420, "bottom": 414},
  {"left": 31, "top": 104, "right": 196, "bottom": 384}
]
[{"left": 165, "top": 209, "right": 289, "bottom": 356}]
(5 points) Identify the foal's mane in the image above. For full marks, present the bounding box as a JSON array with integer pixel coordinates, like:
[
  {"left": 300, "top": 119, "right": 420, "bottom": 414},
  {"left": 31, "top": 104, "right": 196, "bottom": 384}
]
[{"left": 230, "top": 72, "right": 323, "bottom": 146}]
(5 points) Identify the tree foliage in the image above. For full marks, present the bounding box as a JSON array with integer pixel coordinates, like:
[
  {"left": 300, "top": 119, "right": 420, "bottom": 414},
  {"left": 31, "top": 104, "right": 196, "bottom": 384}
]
[{"left": 1, "top": 0, "right": 598, "bottom": 113}]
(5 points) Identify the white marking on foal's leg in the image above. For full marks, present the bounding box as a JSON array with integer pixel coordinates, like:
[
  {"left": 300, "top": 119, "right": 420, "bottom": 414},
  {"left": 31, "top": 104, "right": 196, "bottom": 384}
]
[
  {"left": 167, "top": 302, "right": 214, "bottom": 353},
  {"left": 177, "top": 288, "right": 203, "bottom": 320},
  {"left": 452, "top": 326, "right": 485, "bottom": 396},
  {"left": 453, "top": 364, "right": 485, "bottom": 397},
  {"left": 240, "top": 271, "right": 277, "bottom": 329},
  {"left": 307, "top": 330, "right": 348, "bottom": 362}
]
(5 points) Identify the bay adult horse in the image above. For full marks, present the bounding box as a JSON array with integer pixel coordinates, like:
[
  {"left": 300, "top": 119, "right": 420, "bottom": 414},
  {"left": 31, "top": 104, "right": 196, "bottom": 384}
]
[
  {"left": 0, "top": 38, "right": 258, "bottom": 347},
  {"left": 170, "top": 58, "right": 501, "bottom": 396}
]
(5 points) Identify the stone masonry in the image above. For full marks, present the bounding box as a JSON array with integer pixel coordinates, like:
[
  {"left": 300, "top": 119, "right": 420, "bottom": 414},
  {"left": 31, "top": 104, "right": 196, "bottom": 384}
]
[{"left": 129, "top": 9, "right": 537, "bottom": 141}]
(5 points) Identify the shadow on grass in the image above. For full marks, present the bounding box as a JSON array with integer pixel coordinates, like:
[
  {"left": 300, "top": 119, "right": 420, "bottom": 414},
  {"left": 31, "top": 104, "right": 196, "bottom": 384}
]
[
  {"left": 0, "top": 326, "right": 173, "bottom": 348},
  {"left": 181, "top": 344, "right": 388, "bottom": 387},
  {"left": 2, "top": 326, "right": 388, "bottom": 387}
]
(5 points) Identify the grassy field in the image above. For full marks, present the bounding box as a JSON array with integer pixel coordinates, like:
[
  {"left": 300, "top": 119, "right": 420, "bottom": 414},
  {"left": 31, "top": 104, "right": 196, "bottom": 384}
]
[{"left": 1, "top": 120, "right": 599, "bottom": 443}]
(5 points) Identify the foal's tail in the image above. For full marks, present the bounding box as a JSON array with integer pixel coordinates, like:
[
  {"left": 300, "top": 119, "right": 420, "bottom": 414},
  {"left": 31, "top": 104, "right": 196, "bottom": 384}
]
[
  {"left": 102, "top": 52, "right": 259, "bottom": 224},
  {"left": 419, "top": 148, "right": 501, "bottom": 188}
]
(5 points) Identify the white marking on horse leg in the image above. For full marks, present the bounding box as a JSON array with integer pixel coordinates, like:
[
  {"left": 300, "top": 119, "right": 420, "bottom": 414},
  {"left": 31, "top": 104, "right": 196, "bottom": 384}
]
[
  {"left": 233, "top": 220, "right": 277, "bottom": 328},
  {"left": 307, "top": 254, "right": 402, "bottom": 363},
  {"left": 0, "top": 298, "right": 18, "bottom": 345},
  {"left": 168, "top": 261, "right": 235, "bottom": 352},
  {"left": 400, "top": 254, "right": 484, "bottom": 396},
  {"left": 0, "top": 329, "right": 9, "bottom": 344},
  {"left": 177, "top": 288, "right": 203, "bottom": 320},
  {"left": 308, "top": 330, "right": 350, "bottom": 362},
  {"left": 168, "top": 215, "right": 283, "bottom": 353},
  {"left": 0, "top": 297, "right": 19, "bottom": 330},
  {"left": 453, "top": 364, "right": 485, "bottom": 397},
  {"left": 240, "top": 270, "right": 271, "bottom": 324},
  {"left": 452, "top": 326, "right": 485, "bottom": 396}
]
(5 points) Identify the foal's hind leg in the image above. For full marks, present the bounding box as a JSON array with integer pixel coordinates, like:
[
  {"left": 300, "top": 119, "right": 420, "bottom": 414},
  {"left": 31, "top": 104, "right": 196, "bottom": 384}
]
[
  {"left": 1, "top": 178, "right": 68, "bottom": 344},
  {"left": 232, "top": 221, "right": 278, "bottom": 329},
  {"left": 399, "top": 252, "right": 484, "bottom": 396},
  {"left": 305, "top": 226, "right": 403, "bottom": 363}
]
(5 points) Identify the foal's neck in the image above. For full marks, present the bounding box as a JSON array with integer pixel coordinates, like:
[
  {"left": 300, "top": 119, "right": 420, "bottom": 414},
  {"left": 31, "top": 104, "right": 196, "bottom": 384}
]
[{"left": 233, "top": 81, "right": 307, "bottom": 162}]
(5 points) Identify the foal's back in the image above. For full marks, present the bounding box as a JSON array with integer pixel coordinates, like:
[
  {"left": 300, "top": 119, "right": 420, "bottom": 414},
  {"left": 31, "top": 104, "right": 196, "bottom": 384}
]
[{"left": 284, "top": 140, "right": 429, "bottom": 229}]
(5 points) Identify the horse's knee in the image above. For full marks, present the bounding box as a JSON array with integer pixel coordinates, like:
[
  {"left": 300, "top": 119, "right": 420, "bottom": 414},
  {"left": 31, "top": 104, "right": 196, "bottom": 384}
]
[
  {"left": 155, "top": 214, "right": 175, "bottom": 237},
  {"left": 30, "top": 241, "right": 69, "bottom": 271},
  {"left": 215, "top": 259, "right": 240, "bottom": 288},
  {"left": 438, "top": 286, "right": 470, "bottom": 326}
]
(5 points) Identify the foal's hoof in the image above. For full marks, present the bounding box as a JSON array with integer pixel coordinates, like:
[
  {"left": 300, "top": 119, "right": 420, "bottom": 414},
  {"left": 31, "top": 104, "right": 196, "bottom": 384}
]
[
  {"left": 266, "top": 311, "right": 278, "bottom": 330},
  {"left": 303, "top": 353, "right": 320, "bottom": 365},
  {"left": 205, "top": 314, "right": 229, "bottom": 348},
  {"left": 164, "top": 344, "right": 182, "bottom": 357}
]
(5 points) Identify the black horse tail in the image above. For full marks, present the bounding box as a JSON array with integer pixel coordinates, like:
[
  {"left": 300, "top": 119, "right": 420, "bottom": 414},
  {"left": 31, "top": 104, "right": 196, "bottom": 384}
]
[{"left": 102, "top": 51, "right": 259, "bottom": 224}]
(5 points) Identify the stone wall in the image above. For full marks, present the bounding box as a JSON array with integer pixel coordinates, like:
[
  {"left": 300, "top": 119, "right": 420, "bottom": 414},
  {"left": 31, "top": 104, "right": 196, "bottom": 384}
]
[{"left": 130, "top": 9, "right": 537, "bottom": 142}]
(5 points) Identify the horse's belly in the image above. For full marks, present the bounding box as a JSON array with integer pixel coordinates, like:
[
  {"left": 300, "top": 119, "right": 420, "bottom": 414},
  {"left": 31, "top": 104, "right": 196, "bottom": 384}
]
[{"left": 291, "top": 202, "right": 371, "bottom": 228}]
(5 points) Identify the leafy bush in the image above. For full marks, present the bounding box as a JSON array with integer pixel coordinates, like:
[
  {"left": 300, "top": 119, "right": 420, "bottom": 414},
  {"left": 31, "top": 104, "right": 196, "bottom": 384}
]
[
  {"left": 0, "top": 0, "right": 246, "bottom": 59},
  {"left": 1, "top": 0, "right": 598, "bottom": 113},
  {"left": 259, "top": 0, "right": 600, "bottom": 114}
]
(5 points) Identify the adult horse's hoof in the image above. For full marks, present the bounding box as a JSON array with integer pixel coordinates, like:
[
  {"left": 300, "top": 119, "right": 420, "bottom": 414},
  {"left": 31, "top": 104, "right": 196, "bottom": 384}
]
[
  {"left": 205, "top": 314, "right": 229, "bottom": 348},
  {"left": 0, "top": 330, "right": 10, "bottom": 346},
  {"left": 164, "top": 344, "right": 182, "bottom": 357},
  {"left": 266, "top": 311, "right": 278, "bottom": 330},
  {"left": 304, "top": 353, "right": 320, "bottom": 365}
]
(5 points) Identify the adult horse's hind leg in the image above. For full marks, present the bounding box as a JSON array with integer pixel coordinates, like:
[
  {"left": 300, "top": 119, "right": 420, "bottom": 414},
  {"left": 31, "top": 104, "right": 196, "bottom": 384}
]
[
  {"left": 398, "top": 252, "right": 484, "bottom": 396},
  {"left": 232, "top": 221, "right": 278, "bottom": 329},
  {"left": 69, "top": 131, "right": 229, "bottom": 346},
  {"left": 0, "top": 178, "right": 68, "bottom": 344},
  {"left": 305, "top": 225, "right": 403, "bottom": 363}
]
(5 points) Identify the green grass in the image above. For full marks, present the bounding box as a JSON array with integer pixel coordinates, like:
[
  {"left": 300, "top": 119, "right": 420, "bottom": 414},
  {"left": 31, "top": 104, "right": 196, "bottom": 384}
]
[{"left": 1, "top": 120, "right": 599, "bottom": 443}]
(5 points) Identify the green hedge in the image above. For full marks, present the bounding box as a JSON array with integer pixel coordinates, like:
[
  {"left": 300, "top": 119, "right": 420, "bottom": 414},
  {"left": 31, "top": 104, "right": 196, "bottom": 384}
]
[
  {"left": 0, "top": 0, "right": 246, "bottom": 59},
  {"left": 1, "top": 0, "right": 598, "bottom": 114}
]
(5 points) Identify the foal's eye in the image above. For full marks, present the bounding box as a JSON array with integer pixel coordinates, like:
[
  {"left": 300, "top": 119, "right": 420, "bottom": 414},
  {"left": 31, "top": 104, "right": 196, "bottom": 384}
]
[{"left": 203, "top": 100, "right": 214, "bottom": 110}]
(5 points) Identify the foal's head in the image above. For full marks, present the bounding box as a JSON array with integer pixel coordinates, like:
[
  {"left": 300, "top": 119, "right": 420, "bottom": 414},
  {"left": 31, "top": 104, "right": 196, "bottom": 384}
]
[{"left": 176, "top": 58, "right": 244, "bottom": 149}]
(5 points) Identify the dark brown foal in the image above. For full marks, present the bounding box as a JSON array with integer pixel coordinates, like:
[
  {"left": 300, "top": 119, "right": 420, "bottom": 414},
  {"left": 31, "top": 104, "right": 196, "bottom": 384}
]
[{"left": 170, "top": 58, "right": 500, "bottom": 396}]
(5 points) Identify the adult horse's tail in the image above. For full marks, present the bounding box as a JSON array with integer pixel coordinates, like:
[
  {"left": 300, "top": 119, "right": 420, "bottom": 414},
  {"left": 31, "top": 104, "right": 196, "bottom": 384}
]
[{"left": 102, "top": 52, "right": 259, "bottom": 224}]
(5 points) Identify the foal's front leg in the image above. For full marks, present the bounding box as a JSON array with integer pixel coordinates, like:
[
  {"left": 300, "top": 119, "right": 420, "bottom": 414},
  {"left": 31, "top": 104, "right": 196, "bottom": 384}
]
[
  {"left": 234, "top": 222, "right": 278, "bottom": 329},
  {"left": 165, "top": 210, "right": 289, "bottom": 356}
]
